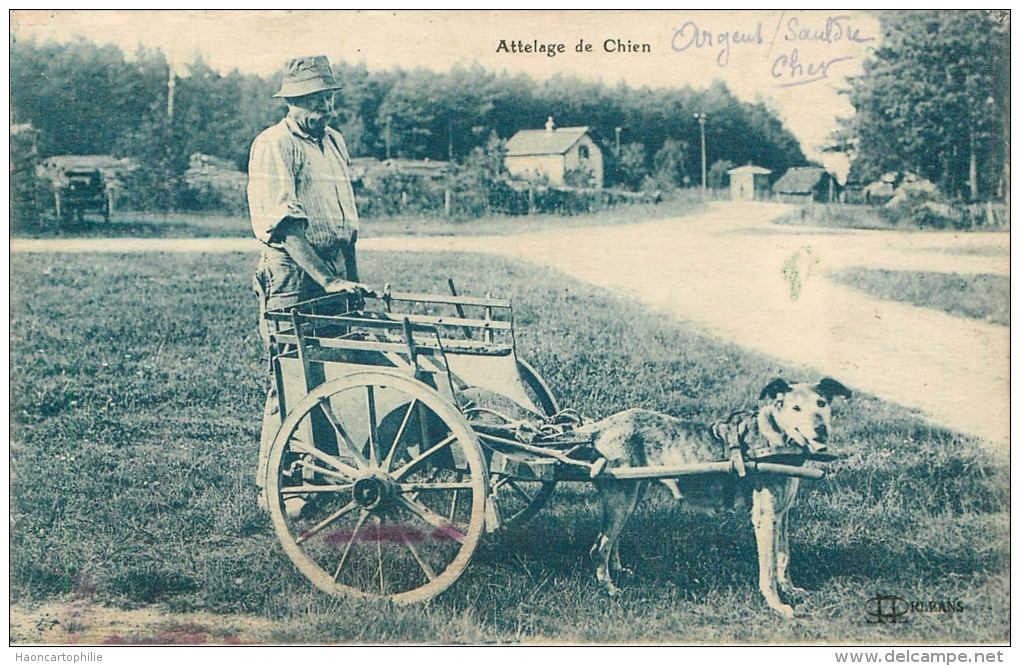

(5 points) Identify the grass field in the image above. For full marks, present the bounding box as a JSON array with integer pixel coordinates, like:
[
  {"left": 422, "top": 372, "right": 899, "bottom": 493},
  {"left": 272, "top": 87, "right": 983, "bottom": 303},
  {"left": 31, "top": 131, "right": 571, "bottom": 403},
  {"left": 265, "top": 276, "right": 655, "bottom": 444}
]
[
  {"left": 15, "top": 194, "right": 707, "bottom": 240},
  {"left": 774, "top": 202, "right": 1010, "bottom": 232},
  {"left": 832, "top": 269, "right": 1010, "bottom": 327},
  {"left": 9, "top": 250, "right": 1009, "bottom": 644},
  {"left": 774, "top": 204, "right": 899, "bottom": 231}
]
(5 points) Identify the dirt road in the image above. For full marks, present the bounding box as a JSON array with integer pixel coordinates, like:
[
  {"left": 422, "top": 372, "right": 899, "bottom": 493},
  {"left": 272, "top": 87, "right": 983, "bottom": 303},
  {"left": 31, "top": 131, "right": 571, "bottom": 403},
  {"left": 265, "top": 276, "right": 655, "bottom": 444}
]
[{"left": 12, "top": 202, "right": 1009, "bottom": 448}]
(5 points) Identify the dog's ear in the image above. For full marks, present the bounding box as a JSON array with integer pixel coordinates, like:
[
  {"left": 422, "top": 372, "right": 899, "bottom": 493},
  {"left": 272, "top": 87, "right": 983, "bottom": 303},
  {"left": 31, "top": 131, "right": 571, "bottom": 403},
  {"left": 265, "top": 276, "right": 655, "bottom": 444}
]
[
  {"left": 759, "top": 378, "right": 792, "bottom": 401},
  {"left": 816, "top": 377, "right": 852, "bottom": 401}
]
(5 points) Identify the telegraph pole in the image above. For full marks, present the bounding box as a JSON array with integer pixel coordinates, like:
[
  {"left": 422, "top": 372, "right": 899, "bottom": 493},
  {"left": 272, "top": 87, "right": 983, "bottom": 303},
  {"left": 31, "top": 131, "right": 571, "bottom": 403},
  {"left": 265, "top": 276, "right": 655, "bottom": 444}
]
[
  {"left": 165, "top": 57, "right": 176, "bottom": 214},
  {"left": 694, "top": 112, "right": 707, "bottom": 192},
  {"left": 385, "top": 115, "right": 392, "bottom": 160}
]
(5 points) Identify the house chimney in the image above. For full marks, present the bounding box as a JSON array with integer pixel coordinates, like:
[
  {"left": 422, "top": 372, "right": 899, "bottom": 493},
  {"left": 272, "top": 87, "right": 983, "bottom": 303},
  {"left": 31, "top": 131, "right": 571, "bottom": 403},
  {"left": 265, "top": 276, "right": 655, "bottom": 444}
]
[{"left": 546, "top": 116, "right": 555, "bottom": 132}]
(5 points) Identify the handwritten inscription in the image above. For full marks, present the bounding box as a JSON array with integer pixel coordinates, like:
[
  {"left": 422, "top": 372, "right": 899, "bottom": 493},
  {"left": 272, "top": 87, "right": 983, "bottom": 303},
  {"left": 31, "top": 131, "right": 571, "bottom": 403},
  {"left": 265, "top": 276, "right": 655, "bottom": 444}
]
[
  {"left": 772, "top": 49, "right": 854, "bottom": 88},
  {"left": 784, "top": 15, "right": 874, "bottom": 45},
  {"left": 671, "top": 12, "right": 874, "bottom": 88},
  {"left": 671, "top": 20, "right": 763, "bottom": 67}
]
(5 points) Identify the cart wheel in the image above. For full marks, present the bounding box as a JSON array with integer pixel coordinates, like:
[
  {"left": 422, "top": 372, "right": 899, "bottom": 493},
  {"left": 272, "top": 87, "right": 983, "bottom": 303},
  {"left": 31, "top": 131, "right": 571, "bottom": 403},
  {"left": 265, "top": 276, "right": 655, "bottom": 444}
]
[
  {"left": 485, "top": 360, "right": 561, "bottom": 529},
  {"left": 266, "top": 370, "right": 487, "bottom": 604},
  {"left": 517, "top": 359, "right": 560, "bottom": 415}
]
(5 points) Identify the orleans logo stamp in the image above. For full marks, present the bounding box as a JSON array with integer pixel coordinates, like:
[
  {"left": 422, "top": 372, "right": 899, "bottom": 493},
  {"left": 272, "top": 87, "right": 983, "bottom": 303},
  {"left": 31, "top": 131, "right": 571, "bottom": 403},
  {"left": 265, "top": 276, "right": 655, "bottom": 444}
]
[{"left": 865, "top": 595, "right": 965, "bottom": 624}]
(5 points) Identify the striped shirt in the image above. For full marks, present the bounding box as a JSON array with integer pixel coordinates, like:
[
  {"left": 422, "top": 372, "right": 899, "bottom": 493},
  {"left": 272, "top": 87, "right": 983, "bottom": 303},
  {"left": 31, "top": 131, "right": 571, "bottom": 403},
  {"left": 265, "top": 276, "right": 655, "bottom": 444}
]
[{"left": 247, "top": 117, "right": 359, "bottom": 248}]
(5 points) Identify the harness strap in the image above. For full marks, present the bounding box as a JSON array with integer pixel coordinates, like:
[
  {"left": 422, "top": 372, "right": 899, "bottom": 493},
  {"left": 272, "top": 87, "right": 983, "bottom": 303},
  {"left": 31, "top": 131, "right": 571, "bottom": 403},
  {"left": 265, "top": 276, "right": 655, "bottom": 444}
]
[
  {"left": 462, "top": 404, "right": 584, "bottom": 444},
  {"left": 710, "top": 410, "right": 753, "bottom": 477}
]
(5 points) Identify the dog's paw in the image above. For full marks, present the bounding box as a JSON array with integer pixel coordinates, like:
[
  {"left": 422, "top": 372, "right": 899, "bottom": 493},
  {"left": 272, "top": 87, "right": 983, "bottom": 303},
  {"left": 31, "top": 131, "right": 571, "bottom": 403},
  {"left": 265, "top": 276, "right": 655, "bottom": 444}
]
[
  {"left": 779, "top": 584, "right": 808, "bottom": 602},
  {"left": 769, "top": 601, "right": 796, "bottom": 619},
  {"left": 598, "top": 580, "right": 621, "bottom": 597},
  {"left": 611, "top": 565, "right": 634, "bottom": 577}
]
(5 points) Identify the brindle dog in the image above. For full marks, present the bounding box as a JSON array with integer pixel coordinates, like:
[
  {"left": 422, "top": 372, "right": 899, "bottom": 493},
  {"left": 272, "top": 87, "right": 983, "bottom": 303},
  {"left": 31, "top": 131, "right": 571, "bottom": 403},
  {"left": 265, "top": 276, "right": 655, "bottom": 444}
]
[{"left": 580, "top": 377, "right": 851, "bottom": 617}]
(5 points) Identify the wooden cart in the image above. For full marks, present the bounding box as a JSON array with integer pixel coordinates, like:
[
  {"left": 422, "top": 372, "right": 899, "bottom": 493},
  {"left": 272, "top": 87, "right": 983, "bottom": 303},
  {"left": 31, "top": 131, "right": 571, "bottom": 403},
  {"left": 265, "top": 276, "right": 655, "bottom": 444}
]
[{"left": 262, "top": 285, "right": 827, "bottom": 603}]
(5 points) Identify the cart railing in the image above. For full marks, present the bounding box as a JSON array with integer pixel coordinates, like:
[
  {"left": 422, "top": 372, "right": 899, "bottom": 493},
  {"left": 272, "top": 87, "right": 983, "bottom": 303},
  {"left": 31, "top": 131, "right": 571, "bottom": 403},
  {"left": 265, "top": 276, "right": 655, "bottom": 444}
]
[
  {"left": 264, "top": 286, "right": 551, "bottom": 420},
  {"left": 264, "top": 289, "right": 518, "bottom": 354}
]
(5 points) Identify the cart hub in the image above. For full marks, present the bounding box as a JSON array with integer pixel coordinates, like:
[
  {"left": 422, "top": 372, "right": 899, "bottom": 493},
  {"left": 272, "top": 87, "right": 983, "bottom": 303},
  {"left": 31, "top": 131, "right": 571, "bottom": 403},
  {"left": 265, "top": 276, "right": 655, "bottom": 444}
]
[{"left": 353, "top": 472, "right": 396, "bottom": 510}]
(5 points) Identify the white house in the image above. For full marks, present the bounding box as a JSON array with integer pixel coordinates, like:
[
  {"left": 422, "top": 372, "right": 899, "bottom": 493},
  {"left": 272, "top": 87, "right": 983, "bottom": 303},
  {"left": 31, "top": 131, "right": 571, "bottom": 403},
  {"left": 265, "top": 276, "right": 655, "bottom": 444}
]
[
  {"left": 727, "top": 164, "right": 772, "bottom": 201},
  {"left": 504, "top": 118, "right": 604, "bottom": 188}
]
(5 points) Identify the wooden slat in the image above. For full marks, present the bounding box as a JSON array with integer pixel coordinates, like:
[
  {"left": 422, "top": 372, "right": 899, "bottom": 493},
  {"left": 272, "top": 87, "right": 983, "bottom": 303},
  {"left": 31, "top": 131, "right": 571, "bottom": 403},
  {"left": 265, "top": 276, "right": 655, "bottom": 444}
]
[
  {"left": 274, "top": 333, "right": 512, "bottom": 357},
  {"left": 294, "top": 311, "right": 513, "bottom": 332},
  {"left": 385, "top": 291, "right": 512, "bottom": 309},
  {"left": 265, "top": 292, "right": 513, "bottom": 317}
]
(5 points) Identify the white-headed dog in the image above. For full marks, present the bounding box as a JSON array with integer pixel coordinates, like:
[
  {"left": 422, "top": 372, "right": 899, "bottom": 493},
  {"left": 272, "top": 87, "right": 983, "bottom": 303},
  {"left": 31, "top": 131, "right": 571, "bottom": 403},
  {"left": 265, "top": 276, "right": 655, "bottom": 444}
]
[{"left": 578, "top": 377, "right": 851, "bottom": 617}]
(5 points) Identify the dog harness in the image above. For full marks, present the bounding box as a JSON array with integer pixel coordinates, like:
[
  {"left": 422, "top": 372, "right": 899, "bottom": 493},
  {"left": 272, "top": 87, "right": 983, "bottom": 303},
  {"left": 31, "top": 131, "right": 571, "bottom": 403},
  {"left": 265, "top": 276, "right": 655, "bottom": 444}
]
[{"left": 709, "top": 409, "right": 811, "bottom": 478}]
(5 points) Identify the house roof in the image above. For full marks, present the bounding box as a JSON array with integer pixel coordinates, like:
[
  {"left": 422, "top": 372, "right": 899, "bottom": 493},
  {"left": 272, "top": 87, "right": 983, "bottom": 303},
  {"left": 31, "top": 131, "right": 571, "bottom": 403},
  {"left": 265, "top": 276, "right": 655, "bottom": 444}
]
[
  {"left": 505, "top": 127, "right": 590, "bottom": 157},
  {"left": 772, "top": 167, "right": 831, "bottom": 193},
  {"left": 727, "top": 164, "right": 772, "bottom": 175}
]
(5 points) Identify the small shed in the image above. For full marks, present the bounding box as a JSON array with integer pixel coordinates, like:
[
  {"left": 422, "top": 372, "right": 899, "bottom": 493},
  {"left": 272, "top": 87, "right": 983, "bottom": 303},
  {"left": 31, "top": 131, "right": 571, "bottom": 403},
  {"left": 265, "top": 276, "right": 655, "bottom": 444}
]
[
  {"left": 727, "top": 164, "right": 772, "bottom": 201},
  {"left": 772, "top": 166, "right": 840, "bottom": 203},
  {"left": 505, "top": 118, "right": 603, "bottom": 188}
]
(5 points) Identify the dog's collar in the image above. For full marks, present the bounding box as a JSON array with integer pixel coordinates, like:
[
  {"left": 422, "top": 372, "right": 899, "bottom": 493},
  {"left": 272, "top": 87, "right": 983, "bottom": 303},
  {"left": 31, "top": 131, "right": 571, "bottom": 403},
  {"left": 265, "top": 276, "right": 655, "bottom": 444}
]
[{"left": 710, "top": 410, "right": 809, "bottom": 462}]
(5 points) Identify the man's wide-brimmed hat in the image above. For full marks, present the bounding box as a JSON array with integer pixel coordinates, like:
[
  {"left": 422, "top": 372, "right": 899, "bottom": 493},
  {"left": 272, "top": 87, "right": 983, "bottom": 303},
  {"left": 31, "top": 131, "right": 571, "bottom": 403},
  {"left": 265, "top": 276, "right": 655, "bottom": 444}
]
[{"left": 273, "top": 55, "right": 341, "bottom": 98}]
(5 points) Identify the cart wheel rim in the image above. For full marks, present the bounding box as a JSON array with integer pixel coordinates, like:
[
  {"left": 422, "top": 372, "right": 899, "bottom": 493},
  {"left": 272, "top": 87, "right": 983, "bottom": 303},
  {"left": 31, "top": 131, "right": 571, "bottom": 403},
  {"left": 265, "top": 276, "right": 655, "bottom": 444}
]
[
  {"left": 483, "top": 360, "right": 560, "bottom": 530},
  {"left": 266, "top": 370, "right": 487, "bottom": 604}
]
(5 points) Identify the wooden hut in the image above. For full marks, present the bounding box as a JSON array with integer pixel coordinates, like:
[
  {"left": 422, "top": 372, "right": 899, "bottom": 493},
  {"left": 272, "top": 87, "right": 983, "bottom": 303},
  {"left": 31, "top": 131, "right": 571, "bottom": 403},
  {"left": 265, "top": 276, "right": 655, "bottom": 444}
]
[{"left": 727, "top": 165, "right": 772, "bottom": 201}]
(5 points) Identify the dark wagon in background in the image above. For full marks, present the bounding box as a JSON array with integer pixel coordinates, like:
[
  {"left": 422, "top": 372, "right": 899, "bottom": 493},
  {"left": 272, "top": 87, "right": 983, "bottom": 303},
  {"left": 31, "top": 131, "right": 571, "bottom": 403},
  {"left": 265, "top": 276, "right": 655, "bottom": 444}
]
[
  {"left": 36, "top": 154, "right": 132, "bottom": 227},
  {"left": 54, "top": 167, "right": 112, "bottom": 224}
]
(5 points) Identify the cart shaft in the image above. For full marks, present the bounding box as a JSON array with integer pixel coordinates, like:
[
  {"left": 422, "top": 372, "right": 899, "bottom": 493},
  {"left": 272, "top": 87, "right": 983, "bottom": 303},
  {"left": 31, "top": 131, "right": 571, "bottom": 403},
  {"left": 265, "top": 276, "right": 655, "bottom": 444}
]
[{"left": 599, "top": 460, "right": 825, "bottom": 481}]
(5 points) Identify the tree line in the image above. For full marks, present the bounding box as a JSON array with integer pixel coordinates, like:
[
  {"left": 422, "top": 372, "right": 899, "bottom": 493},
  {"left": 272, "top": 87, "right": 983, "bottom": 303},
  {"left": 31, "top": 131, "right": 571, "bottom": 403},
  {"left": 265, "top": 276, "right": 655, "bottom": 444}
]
[
  {"left": 837, "top": 10, "right": 1008, "bottom": 201},
  {"left": 10, "top": 35, "right": 809, "bottom": 209}
]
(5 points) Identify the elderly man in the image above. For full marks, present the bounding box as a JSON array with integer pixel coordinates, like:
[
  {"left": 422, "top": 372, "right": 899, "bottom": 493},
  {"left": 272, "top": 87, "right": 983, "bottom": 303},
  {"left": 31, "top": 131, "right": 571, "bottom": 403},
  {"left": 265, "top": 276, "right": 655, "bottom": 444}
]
[{"left": 248, "top": 55, "right": 371, "bottom": 509}]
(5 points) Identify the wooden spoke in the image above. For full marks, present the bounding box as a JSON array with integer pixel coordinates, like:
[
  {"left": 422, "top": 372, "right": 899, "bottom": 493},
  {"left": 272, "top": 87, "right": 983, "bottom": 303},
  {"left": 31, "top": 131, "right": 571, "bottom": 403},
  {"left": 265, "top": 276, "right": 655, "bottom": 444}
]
[
  {"left": 382, "top": 399, "right": 418, "bottom": 472},
  {"left": 397, "top": 495, "right": 466, "bottom": 544},
  {"left": 449, "top": 489, "right": 460, "bottom": 522},
  {"left": 391, "top": 434, "right": 457, "bottom": 481},
  {"left": 294, "top": 458, "right": 355, "bottom": 483},
  {"left": 385, "top": 508, "right": 437, "bottom": 582},
  {"left": 332, "top": 510, "right": 370, "bottom": 582},
  {"left": 366, "top": 386, "right": 380, "bottom": 467},
  {"left": 398, "top": 481, "right": 475, "bottom": 492},
  {"left": 507, "top": 479, "right": 536, "bottom": 504},
  {"left": 288, "top": 440, "right": 360, "bottom": 480},
  {"left": 296, "top": 500, "right": 360, "bottom": 544},
  {"left": 404, "top": 467, "right": 442, "bottom": 504},
  {"left": 281, "top": 483, "right": 353, "bottom": 495},
  {"left": 375, "top": 515, "right": 385, "bottom": 594},
  {"left": 318, "top": 399, "right": 371, "bottom": 469}
]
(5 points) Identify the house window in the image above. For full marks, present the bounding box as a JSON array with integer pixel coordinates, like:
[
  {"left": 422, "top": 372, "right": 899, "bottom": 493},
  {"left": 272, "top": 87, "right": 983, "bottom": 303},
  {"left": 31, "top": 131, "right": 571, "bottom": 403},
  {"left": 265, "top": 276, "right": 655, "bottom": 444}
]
[{"left": 578, "top": 145, "right": 589, "bottom": 160}]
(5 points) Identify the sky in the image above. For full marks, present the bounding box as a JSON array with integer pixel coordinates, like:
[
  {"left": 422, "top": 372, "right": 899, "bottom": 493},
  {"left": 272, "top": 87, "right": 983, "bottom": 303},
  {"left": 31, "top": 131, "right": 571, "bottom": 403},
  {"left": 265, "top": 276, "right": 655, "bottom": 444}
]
[{"left": 11, "top": 10, "right": 883, "bottom": 177}]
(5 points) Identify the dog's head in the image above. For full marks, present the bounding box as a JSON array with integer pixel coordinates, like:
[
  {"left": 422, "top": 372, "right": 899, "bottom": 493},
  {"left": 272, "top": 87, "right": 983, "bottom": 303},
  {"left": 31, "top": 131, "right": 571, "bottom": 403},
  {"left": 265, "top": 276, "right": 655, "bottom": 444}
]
[{"left": 759, "top": 378, "right": 852, "bottom": 454}]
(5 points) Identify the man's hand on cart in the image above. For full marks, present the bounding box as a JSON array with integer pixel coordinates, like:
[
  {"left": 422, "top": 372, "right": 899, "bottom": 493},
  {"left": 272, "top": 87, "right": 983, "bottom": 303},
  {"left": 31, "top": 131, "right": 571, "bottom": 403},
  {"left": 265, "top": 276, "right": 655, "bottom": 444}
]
[{"left": 323, "top": 278, "right": 376, "bottom": 298}]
